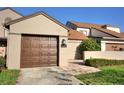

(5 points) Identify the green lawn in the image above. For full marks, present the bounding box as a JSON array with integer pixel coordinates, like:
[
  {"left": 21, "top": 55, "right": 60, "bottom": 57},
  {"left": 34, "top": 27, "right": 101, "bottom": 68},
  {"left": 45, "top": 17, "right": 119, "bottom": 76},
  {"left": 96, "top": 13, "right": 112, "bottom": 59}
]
[
  {"left": 75, "top": 66, "right": 124, "bottom": 85},
  {"left": 0, "top": 70, "right": 20, "bottom": 85}
]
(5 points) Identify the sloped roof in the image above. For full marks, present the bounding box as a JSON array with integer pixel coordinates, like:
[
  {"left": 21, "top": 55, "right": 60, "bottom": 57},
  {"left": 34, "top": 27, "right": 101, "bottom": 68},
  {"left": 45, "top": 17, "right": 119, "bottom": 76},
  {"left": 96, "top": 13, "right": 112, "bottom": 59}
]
[
  {"left": 69, "top": 21, "right": 103, "bottom": 28},
  {"left": 68, "top": 29, "right": 88, "bottom": 40},
  {"left": 69, "top": 21, "right": 124, "bottom": 38},
  {"left": 92, "top": 27, "right": 124, "bottom": 38},
  {"left": 6, "top": 11, "right": 69, "bottom": 30}
]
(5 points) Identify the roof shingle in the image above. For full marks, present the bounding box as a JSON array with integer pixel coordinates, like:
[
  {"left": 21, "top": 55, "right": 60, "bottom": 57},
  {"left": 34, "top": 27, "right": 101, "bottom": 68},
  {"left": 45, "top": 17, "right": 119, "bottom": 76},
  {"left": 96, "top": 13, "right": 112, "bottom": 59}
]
[
  {"left": 69, "top": 21, "right": 103, "bottom": 28},
  {"left": 68, "top": 29, "right": 88, "bottom": 40}
]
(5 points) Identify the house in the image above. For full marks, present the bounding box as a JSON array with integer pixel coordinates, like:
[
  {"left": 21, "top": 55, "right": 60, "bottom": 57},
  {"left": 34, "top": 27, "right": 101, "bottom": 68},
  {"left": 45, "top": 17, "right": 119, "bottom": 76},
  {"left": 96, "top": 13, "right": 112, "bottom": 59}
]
[
  {"left": 1, "top": 8, "right": 124, "bottom": 69},
  {"left": 0, "top": 8, "right": 87, "bottom": 69},
  {"left": 0, "top": 8, "right": 23, "bottom": 57},
  {"left": 66, "top": 21, "right": 124, "bottom": 51}
]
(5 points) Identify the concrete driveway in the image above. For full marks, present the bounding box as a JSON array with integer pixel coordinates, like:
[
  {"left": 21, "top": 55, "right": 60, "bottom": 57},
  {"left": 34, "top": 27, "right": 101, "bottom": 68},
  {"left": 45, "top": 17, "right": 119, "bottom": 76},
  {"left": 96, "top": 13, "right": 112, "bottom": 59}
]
[{"left": 17, "top": 67, "right": 83, "bottom": 85}]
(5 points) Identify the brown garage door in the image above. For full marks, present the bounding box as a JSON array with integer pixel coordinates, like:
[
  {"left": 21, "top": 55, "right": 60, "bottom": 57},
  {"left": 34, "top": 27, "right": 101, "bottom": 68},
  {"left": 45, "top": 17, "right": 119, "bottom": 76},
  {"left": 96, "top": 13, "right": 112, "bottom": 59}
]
[{"left": 21, "top": 35, "right": 58, "bottom": 68}]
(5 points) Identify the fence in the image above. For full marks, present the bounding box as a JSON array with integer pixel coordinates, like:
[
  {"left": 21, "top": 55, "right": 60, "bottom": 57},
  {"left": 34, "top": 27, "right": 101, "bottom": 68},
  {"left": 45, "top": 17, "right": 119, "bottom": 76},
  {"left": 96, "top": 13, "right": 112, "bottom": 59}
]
[{"left": 83, "top": 51, "right": 124, "bottom": 60}]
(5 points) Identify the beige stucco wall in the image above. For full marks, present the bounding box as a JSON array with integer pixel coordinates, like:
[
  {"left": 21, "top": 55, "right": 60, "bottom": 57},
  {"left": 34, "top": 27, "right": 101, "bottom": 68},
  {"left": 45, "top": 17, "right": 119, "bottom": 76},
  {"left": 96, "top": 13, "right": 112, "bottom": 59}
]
[
  {"left": 91, "top": 28, "right": 115, "bottom": 38},
  {"left": 7, "top": 14, "right": 68, "bottom": 69},
  {"left": 0, "top": 25, "right": 4, "bottom": 37},
  {"left": 0, "top": 8, "right": 22, "bottom": 37},
  {"left": 0, "top": 9, "right": 22, "bottom": 23},
  {"left": 68, "top": 40, "right": 82, "bottom": 60},
  {"left": 59, "top": 37, "right": 68, "bottom": 67},
  {"left": 7, "top": 33, "right": 21, "bottom": 69},
  {"left": 0, "top": 27, "right": 9, "bottom": 37},
  {"left": 84, "top": 51, "right": 124, "bottom": 60},
  {"left": 10, "top": 15, "right": 67, "bottom": 36}
]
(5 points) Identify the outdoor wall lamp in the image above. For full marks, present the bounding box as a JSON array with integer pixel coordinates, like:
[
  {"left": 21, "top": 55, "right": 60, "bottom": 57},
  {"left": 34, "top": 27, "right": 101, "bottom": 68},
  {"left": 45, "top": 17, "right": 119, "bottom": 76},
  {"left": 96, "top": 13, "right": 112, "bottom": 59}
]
[{"left": 61, "top": 39, "right": 67, "bottom": 47}]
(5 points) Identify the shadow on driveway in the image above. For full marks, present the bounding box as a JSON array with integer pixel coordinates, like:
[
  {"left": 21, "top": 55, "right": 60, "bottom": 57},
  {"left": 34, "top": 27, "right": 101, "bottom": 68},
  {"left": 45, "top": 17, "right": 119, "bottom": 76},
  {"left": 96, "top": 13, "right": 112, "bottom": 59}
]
[{"left": 17, "top": 67, "right": 83, "bottom": 85}]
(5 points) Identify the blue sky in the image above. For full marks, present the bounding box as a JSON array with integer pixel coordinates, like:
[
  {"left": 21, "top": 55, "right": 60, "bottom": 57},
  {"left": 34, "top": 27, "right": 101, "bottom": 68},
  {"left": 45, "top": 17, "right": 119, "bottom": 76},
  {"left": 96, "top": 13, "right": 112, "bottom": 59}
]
[{"left": 1, "top": 7, "right": 124, "bottom": 32}]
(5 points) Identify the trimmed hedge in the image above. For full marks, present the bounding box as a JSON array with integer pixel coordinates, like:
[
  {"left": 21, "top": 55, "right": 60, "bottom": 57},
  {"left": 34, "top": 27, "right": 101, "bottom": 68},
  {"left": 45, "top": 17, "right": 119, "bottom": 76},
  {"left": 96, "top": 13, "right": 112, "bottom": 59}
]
[
  {"left": 85, "top": 58, "right": 124, "bottom": 67},
  {"left": 79, "top": 38, "right": 101, "bottom": 52}
]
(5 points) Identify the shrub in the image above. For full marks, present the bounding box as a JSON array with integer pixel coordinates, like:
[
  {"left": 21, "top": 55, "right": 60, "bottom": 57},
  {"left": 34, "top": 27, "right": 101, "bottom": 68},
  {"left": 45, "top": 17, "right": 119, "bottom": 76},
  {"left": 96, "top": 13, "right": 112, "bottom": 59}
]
[
  {"left": 0, "top": 57, "right": 6, "bottom": 68},
  {"left": 85, "top": 58, "right": 124, "bottom": 67},
  {"left": 79, "top": 38, "right": 101, "bottom": 52}
]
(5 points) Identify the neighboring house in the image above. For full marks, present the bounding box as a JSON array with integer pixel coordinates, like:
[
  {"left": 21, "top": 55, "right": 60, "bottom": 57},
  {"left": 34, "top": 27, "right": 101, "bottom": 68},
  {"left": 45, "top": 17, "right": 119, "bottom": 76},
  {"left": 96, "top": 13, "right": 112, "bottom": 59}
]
[
  {"left": 66, "top": 21, "right": 124, "bottom": 51},
  {"left": 0, "top": 8, "right": 23, "bottom": 57}
]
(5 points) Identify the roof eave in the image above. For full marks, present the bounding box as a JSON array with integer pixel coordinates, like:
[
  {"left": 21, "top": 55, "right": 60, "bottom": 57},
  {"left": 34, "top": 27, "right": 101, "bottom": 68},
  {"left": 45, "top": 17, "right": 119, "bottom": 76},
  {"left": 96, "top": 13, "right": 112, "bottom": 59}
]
[{"left": 5, "top": 12, "right": 69, "bottom": 31}]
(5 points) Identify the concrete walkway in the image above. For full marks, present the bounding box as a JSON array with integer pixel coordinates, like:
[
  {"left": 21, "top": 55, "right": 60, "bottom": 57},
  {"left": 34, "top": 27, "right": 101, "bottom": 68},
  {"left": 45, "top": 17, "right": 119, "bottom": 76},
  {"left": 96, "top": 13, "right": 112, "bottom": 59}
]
[
  {"left": 17, "top": 67, "right": 83, "bottom": 85},
  {"left": 62, "top": 62, "right": 101, "bottom": 75}
]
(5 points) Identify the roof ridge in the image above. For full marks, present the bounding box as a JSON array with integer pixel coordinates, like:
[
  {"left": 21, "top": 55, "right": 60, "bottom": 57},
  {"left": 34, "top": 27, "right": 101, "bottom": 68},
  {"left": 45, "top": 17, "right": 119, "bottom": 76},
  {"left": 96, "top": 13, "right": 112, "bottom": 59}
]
[{"left": 69, "top": 21, "right": 104, "bottom": 26}]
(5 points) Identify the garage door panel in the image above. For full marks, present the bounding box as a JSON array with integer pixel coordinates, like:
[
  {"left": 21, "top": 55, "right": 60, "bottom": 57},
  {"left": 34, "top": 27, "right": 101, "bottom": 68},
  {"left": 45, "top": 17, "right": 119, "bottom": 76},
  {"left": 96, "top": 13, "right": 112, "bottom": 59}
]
[
  {"left": 49, "top": 60, "right": 57, "bottom": 64},
  {"left": 49, "top": 54, "right": 57, "bottom": 56},
  {"left": 21, "top": 35, "right": 58, "bottom": 68},
  {"left": 21, "top": 57, "right": 40, "bottom": 61},
  {"left": 50, "top": 46, "right": 57, "bottom": 48},
  {"left": 50, "top": 49, "right": 57, "bottom": 52},
  {"left": 22, "top": 53, "right": 40, "bottom": 57},
  {"left": 49, "top": 62, "right": 57, "bottom": 65}
]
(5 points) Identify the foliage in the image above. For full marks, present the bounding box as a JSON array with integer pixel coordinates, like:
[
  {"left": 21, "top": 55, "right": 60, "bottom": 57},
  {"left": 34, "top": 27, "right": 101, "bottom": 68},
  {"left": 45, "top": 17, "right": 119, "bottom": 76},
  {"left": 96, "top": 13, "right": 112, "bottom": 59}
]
[
  {"left": 0, "top": 70, "right": 20, "bottom": 85},
  {"left": 79, "top": 38, "right": 101, "bottom": 52},
  {"left": 0, "top": 57, "right": 6, "bottom": 68},
  {"left": 85, "top": 58, "right": 124, "bottom": 67},
  {"left": 75, "top": 66, "right": 124, "bottom": 85}
]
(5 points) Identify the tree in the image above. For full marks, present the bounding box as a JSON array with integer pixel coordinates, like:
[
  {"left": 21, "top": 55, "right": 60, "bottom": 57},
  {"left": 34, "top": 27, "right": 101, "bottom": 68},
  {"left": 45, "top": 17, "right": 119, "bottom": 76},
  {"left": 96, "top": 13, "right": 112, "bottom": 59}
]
[{"left": 79, "top": 38, "right": 101, "bottom": 52}]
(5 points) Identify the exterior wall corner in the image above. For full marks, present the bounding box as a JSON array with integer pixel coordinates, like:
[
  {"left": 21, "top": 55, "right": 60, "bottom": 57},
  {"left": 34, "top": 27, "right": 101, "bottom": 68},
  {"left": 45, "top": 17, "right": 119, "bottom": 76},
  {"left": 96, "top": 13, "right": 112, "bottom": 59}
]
[{"left": 6, "top": 33, "right": 21, "bottom": 69}]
